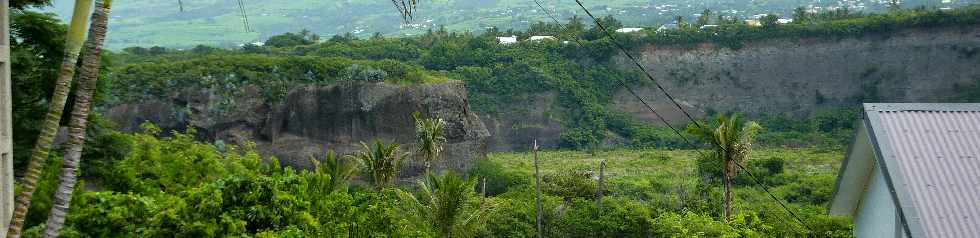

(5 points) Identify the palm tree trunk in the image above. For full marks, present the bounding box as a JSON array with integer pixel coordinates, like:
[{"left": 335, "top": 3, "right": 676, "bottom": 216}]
[
  {"left": 5, "top": 0, "right": 93, "bottom": 237},
  {"left": 41, "top": 1, "right": 111, "bottom": 237},
  {"left": 0, "top": 1, "right": 15, "bottom": 236},
  {"left": 723, "top": 160, "right": 732, "bottom": 221}
]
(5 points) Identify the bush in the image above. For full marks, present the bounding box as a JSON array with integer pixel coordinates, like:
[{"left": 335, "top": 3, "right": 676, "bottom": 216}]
[
  {"left": 468, "top": 159, "right": 530, "bottom": 196},
  {"left": 551, "top": 198, "right": 653, "bottom": 237},
  {"left": 542, "top": 170, "right": 596, "bottom": 201}
]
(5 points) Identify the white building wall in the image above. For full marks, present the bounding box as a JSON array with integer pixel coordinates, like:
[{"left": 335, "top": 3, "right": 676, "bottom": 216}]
[{"left": 854, "top": 164, "right": 902, "bottom": 238}]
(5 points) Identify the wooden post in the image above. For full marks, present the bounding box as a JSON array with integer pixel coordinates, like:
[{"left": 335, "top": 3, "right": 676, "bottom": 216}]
[
  {"left": 533, "top": 140, "right": 543, "bottom": 238},
  {"left": 0, "top": 0, "right": 13, "bottom": 235},
  {"left": 596, "top": 160, "right": 605, "bottom": 204},
  {"left": 479, "top": 177, "right": 486, "bottom": 205}
]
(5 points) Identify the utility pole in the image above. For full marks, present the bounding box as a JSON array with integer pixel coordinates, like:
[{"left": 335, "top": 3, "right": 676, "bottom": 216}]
[
  {"left": 0, "top": 0, "right": 13, "bottom": 235},
  {"left": 533, "top": 140, "right": 542, "bottom": 238},
  {"left": 596, "top": 160, "right": 605, "bottom": 205}
]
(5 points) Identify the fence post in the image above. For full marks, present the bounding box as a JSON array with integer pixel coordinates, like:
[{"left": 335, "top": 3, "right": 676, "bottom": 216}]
[
  {"left": 533, "top": 140, "right": 543, "bottom": 238},
  {"left": 596, "top": 160, "right": 605, "bottom": 205}
]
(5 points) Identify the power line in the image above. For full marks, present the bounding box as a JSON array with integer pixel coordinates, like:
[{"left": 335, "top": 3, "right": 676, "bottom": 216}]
[
  {"left": 237, "top": 0, "right": 251, "bottom": 32},
  {"left": 528, "top": 0, "right": 688, "bottom": 145},
  {"left": 560, "top": 0, "right": 812, "bottom": 230},
  {"left": 571, "top": 0, "right": 702, "bottom": 129}
]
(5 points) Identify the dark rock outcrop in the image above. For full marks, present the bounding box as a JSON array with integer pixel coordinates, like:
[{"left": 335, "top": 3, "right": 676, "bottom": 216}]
[{"left": 106, "top": 81, "right": 490, "bottom": 177}]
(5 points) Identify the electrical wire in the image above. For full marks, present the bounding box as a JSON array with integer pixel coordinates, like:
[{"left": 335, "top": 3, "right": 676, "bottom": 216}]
[{"left": 561, "top": 0, "right": 813, "bottom": 230}]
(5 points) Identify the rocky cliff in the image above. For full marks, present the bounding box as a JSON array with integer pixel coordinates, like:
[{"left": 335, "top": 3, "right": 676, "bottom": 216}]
[
  {"left": 618, "top": 25, "right": 980, "bottom": 122},
  {"left": 106, "top": 81, "right": 490, "bottom": 177},
  {"left": 484, "top": 25, "right": 980, "bottom": 151}
]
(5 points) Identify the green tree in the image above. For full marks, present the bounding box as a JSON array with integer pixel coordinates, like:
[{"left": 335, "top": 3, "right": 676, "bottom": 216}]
[
  {"left": 265, "top": 29, "right": 319, "bottom": 48},
  {"left": 696, "top": 9, "right": 713, "bottom": 27},
  {"left": 792, "top": 7, "right": 811, "bottom": 24},
  {"left": 305, "top": 150, "right": 358, "bottom": 195},
  {"left": 41, "top": 0, "right": 112, "bottom": 236},
  {"left": 686, "top": 114, "right": 762, "bottom": 220},
  {"left": 760, "top": 14, "right": 779, "bottom": 28},
  {"left": 7, "top": 0, "right": 92, "bottom": 236},
  {"left": 398, "top": 172, "right": 491, "bottom": 238},
  {"left": 414, "top": 112, "right": 446, "bottom": 174},
  {"left": 352, "top": 139, "right": 407, "bottom": 190},
  {"left": 674, "top": 16, "right": 687, "bottom": 29}
]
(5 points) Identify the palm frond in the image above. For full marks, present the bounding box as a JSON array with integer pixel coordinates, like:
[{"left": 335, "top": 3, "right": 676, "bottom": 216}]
[{"left": 392, "top": 0, "right": 421, "bottom": 22}]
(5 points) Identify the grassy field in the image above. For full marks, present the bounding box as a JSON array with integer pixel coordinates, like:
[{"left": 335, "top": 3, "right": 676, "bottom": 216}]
[{"left": 484, "top": 147, "right": 845, "bottom": 221}]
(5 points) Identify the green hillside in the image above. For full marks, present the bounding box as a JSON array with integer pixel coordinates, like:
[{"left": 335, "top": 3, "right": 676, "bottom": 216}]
[{"left": 43, "top": 0, "right": 967, "bottom": 49}]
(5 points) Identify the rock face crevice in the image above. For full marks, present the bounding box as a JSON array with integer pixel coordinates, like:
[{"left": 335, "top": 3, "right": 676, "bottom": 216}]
[{"left": 107, "top": 81, "right": 490, "bottom": 177}]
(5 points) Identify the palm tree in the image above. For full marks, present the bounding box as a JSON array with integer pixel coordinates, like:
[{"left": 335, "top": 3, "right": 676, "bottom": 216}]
[
  {"left": 696, "top": 9, "right": 712, "bottom": 27},
  {"left": 674, "top": 16, "right": 686, "bottom": 28},
  {"left": 397, "top": 172, "right": 491, "bottom": 238},
  {"left": 686, "top": 114, "right": 762, "bottom": 221},
  {"left": 351, "top": 139, "right": 408, "bottom": 190},
  {"left": 391, "top": 0, "right": 421, "bottom": 22},
  {"left": 307, "top": 150, "right": 358, "bottom": 195},
  {"left": 6, "top": 0, "right": 93, "bottom": 236},
  {"left": 414, "top": 112, "right": 446, "bottom": 175},
  {"left": 1, "top": 1, "right": 14, "bottom": 236},
  {"left": 40, "top": 1, "right": 113, "bottom": 236}
]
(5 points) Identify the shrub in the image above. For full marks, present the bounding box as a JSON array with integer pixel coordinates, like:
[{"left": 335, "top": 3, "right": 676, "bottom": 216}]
[
  {"left": 542, "top": 170, "right": 597, "bottom": 201},
  {"left": 468, "top": 159, "right": 530, "bottom": 196},
  {"left": 552, "top": 198, "right": 653, "bottom": 237}
]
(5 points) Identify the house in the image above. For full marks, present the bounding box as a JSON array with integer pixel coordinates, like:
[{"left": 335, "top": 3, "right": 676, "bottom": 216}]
[
  {"left": 236, "top": 41, "right": 265, "bottom": 47},
  {"left": 777, "top": 18, "right": 793, "bottom": 24},
  {"left": 615, "top": 27, "right": 644, "bottom": 33},
  {"left": 698, "top": 24, "right": 719, "bottom": 30},
  {"left": 744, "top": 19, "right": 761, "bottom": 27},
  {"left": 496, "top": 35, "right": 517, "bottom": 45},
  {"left": 829, "top": 103, "right": 980, "bottom": 238},
  {"left": 528, "top": 36, "right": 556, "bottom": 42},
  {"left": 656, "top": 23, "right": 679, "bottom": 32}
]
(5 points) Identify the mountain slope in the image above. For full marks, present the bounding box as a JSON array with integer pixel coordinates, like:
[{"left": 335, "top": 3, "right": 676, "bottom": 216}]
[{"left": 45, "top": 0, "right": 966, "bottom": 49}]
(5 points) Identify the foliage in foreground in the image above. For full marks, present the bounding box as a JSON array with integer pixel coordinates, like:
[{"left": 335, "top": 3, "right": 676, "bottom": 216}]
[{"left": 14, "top": 124, "right": 853, "bottom": 237}]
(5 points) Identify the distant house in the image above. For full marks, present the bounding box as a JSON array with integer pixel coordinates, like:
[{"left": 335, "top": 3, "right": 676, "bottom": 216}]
[
  {"left": 656, "top": 23, "right": 679, "bottom": 32},
  {"left": 529, "top": 36, "right": 556, "bottom": 42},
  {"left": 615, "top": 27, "right": 644, "bottom": 33},
  {"left": 777, "top": 18, "right": 793, "bottom": 24},
  {"left": 830, "top": 103, "right": 980, "bottom": 238},
  {"left": 237, "top": 41, "right": 265, "bottom": 47},
  {"left": 496, "top": 35, "right": 517, "bottom": 45},
  {"left": 744, "top": 19, "right": 761, "bottom": 27},
  {"left": 698, "top": 24, "right": 719, "bottom": 30}
]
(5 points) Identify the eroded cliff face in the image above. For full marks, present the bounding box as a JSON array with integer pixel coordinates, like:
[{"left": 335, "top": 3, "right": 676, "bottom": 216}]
[
  {"left": 106, "top": 81, "right": 490, "bottom": 177},
  {"left": 482, "top": 26, "right": 980, "bottom": 151},
  {"left": 616, "top": 26, "right": 980, "bottom": 123}
]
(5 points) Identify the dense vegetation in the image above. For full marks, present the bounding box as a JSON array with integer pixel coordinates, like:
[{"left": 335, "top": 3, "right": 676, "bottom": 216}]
[{"left": 17, "top": 125, "right": 851, "bottom": 237}]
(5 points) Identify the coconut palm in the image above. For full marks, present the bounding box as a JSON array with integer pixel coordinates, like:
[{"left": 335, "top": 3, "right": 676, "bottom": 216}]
[
  {"left": 40, "top": 2, "right": 113, "bottom": 235},
  {"left": 414, "top": 112, "right": 446, "bottom": 175},
  {"left": 6, "top": 0, "right": 93, "bottom": 237},
  {"left": 352, "top": 139, "right": 408, "bottom": 190},
  {"left": 1, "top": 1, "right": 14, "bottom": 236},
  {"left": 307, "top": 150, "right": 358, "bottom": 195},
  {"left": 392, "top": 0, "right": 421, "bottom": 22},
  {"left": 397, "top": 172, "right": 491, "bottom": 238},
  {"left": 686, "top": 114, "right": 762, "bottom": 221}
]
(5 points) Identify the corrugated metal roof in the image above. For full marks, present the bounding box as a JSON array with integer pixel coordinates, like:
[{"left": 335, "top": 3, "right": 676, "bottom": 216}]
[{"left": 866, "top": 103, "right": 980, "bottom": 238}]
